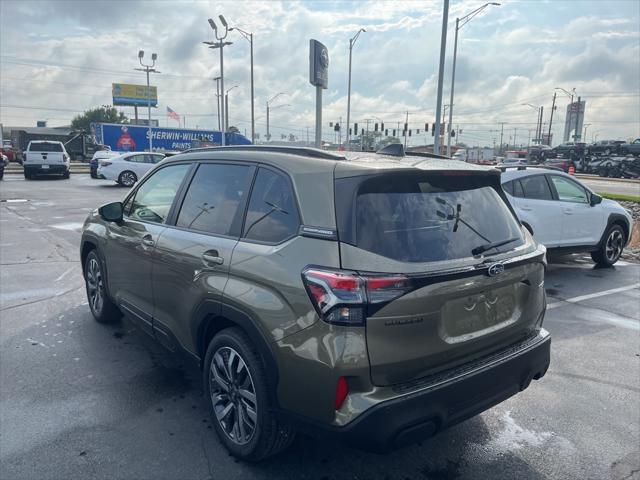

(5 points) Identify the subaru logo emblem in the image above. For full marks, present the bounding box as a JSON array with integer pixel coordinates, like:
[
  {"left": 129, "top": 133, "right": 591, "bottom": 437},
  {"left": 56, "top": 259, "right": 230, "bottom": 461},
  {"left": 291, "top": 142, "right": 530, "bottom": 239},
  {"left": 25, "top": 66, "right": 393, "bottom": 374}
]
[{"left": 487, "top": 263, "right": 505, "bottom": 277}]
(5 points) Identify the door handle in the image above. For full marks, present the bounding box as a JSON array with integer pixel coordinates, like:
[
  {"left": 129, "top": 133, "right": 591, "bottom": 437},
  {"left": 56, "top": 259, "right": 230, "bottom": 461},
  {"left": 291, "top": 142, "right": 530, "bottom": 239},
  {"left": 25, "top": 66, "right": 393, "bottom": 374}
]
[
  {"left": 141, "top": 234, "right": 155, "bottom": 248},
  {"left": 563, "top": 208, "right": 573, "bottom": 215},
  {"left": 202, "top": 250, "right": 224, "bottom": 266},
  {"left": 521, "top": 205, "right": 532, "bottom": 211}
]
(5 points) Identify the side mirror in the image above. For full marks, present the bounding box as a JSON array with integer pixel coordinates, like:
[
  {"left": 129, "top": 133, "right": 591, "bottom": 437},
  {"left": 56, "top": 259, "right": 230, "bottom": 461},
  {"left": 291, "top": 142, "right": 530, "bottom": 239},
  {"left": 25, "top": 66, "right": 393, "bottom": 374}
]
[
  {"left": 98, "top": 202, "right": 124, "bottom": 222},
  {"left": 590, "top": 193, "right": 603, "bottom": 207}
]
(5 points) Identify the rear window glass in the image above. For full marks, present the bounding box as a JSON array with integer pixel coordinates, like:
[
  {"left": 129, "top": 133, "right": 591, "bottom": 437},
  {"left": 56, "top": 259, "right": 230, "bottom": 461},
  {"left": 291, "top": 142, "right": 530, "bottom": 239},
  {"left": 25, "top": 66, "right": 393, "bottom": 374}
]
[
  {"left": 352, "top": 174, "right": 524, "bottom": 262},
  {"left": 29, "top": 143, "right": 63, "bottom": 152}
]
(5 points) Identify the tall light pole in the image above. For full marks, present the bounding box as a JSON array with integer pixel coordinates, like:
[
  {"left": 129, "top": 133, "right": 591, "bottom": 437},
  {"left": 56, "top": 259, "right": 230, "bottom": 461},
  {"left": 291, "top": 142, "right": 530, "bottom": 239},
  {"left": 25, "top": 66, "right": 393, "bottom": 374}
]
[
  {"left": 213, "top": 76, "right": 221, "bottom": 130},
  {"left": 447, "top": 2, "right": 500, "bottom": 157},
  {"left": 225, "top": 85, "right": 238, "bottom": 133},
  {"left": 135, "top": 50, "right": 159, "bottom": 152},
  {"left": 266, "top": 92, "right": 286, "bottom": 142},
  {"left": 204, "top": 16, "right": 232, "bottom": 146},
  {"left": 346, "top": 28, "right": 366, "bottom": 150},
  {"left": 229, "top": 25, "right": 255, "bottom": 144},
  {"left": 433, "top": 0, "right": 449, "bottom": 155},
  {"left": 522, "top": 104, "right": 542, "bottom": 144}
]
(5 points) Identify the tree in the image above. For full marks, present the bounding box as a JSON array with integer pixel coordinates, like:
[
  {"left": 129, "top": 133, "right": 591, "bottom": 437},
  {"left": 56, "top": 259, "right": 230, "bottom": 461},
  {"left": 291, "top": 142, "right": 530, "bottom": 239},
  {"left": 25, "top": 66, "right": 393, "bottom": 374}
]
[{"left": 71, "top": 105, "right": 128, "bottom": 132}]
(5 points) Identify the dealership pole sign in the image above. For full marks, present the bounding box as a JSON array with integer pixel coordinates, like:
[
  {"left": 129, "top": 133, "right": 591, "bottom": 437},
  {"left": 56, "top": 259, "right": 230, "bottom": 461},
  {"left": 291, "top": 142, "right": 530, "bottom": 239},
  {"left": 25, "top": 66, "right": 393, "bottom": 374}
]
[
  {"left": 310, "top": 39, "right": 328, "bottom": 148},
  {"left": 563, "top": 100, "right": 585, "bottom": 143},
  {"left": 112, "top": 83, "right": 158, "bottom": 107}
]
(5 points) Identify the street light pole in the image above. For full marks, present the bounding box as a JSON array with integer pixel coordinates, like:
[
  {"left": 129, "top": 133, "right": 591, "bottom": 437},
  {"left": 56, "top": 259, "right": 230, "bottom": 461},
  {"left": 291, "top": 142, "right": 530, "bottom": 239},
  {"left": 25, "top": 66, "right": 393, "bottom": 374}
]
[
  {"left": 135, "top": 50, "right": 159, "bottom": 152},
  {"left": 205, "top": 16, "right": 232, "bottom": 146},
  {"left": 266, "top": 92, "right": 286, "bottom": 142},
  {"left": 433, "top": 0, "right": 449, "bottom": 155},
  {"left": 447, "top": 2, "right": 500, "bottom": 157},
  {"left": 225, "top": 85, "right": 238, "bottom": 133},
  {"left": 213, "top": 76, "right": 221, "bottom": 131},
  {"left": 346, "top": 28, "right": 366, "bottom": 151},
  {"left": 229, "top": 25, "right": 255, "bottom": 144}
]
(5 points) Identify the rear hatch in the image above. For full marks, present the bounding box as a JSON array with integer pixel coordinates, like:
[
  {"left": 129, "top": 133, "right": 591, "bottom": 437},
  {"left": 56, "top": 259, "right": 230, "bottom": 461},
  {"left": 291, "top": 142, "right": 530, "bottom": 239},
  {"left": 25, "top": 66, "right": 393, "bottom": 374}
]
[
  {"left": 334, "top": 166, "right": 546, "bottom": 387},
  {"left": 25, "top": 142, "right": 66, "bottom": 166}
]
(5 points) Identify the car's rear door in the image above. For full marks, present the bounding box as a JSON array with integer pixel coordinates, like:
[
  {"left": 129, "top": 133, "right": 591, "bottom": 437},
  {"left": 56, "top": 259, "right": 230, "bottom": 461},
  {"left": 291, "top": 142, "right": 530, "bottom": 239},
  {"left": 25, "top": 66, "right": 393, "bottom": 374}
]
[
  {"left": 103, "top": 163, "right": 191, "bottom": 335},
  {"left": 334, "top": 169, "right": 545, "bottom": 387},
  {"left": 151, "top": 161, "right": 255, "bottom": 352}
]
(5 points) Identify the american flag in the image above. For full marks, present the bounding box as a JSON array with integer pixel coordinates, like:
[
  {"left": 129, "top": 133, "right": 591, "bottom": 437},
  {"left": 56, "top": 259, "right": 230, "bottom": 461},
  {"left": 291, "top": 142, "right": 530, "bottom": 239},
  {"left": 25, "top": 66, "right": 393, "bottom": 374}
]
[{"left": 166, "top": 106, "right": 180, "bottom": 122}]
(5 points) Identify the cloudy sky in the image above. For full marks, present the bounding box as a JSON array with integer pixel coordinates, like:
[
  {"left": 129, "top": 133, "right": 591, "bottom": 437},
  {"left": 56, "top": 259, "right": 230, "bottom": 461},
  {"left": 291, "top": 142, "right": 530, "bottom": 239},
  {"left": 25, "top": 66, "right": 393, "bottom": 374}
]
[{"left": 1, "top": 0, "right": 639, "bottom": 147}]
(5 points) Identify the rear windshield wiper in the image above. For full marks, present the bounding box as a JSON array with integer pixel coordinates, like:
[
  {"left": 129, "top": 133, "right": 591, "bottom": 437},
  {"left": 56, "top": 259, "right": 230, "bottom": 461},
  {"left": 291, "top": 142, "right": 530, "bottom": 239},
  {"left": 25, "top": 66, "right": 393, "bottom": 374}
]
[{"left": 471, "top": 237, "right": 519, "bottom": 256}]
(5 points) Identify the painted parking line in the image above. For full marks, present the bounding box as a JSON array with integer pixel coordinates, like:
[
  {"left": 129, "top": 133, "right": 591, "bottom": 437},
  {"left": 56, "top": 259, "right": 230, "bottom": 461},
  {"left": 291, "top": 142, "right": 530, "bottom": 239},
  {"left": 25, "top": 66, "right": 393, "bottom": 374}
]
[{"left": 547, "top": 283, "right": 640, "bottom": 310}]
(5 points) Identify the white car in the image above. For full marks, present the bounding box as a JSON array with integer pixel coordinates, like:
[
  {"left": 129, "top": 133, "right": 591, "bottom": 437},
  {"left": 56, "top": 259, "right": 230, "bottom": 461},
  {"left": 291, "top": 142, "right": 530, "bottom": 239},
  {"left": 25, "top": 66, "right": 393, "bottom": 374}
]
[
  {"left": 90, "top": 149, "right": 119, "bottom": 178},
  {"left": 97, "top": 151, "right": 165, "bottom": 187},
  {"left": 501, "top": 166, "right": 633, "bottom": 266},
  {"left": 23, "top": 140, "right": 70, "bottom": 179}
]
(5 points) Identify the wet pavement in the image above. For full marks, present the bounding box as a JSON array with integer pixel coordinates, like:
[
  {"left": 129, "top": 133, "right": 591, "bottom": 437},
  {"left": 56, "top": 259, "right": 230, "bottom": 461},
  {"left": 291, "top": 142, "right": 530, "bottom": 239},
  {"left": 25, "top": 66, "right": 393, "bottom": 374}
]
[{"left": 1, "top": 175, "right": 639, "bottom": 480}]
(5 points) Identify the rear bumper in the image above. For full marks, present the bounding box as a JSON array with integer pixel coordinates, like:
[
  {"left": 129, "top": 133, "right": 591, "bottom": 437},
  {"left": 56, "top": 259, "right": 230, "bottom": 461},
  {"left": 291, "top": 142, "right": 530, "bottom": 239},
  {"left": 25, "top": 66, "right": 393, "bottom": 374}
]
[
  {"left": 325, "top": 329, "right": 551, "bottom": 452},
  {"left": 24, "top": 164, "right": 68, "bottom": 174}
]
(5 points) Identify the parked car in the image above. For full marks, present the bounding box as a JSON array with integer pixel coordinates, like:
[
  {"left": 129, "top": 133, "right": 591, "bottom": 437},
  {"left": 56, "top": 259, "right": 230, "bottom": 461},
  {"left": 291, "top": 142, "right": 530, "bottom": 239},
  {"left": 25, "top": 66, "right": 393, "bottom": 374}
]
[
  {"left": 90, "top": 149, "right": 119, "bottom": 179},
  {"left": 0, "top": 153, "right": 8, "bottom": 180},
  {"left": 552, "top": 142, "right": 587, "bottom": 159},
  {"left": 587, "top": 140, "right": 625, "bottom": 156},
  {"left": 23, "top": 140, "right": 70, "bottom": 179},
  {"left": 0, "top": 146, "right": 17, "bottom": 163},
  {"left": 543, "top": 157, "right": 576, "bottom": 173},
  {"left": 96, "top": 151, "right": 165, "bottom": 187},
  {"left": 500, "top": 166, "right": 632, "bottom": 266},
  {"left": 620, "top": 138, "right": 640, "bottom": 156},
  {"left": 81, "top": 146, "right": 551, "bottom": 460}
]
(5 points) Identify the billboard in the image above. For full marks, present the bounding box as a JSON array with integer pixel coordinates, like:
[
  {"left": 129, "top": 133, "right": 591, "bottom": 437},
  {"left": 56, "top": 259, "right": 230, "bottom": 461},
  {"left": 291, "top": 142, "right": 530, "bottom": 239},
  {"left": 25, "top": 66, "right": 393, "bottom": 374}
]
[
  {"left": 92, "top": 123, "right": 251, "bottom": 152},
  {"left": 112, "top": 83, "right": 158, "bottom": 107},
  {"left": 563, "top": 100, "right": 585, "bottom": 142}
]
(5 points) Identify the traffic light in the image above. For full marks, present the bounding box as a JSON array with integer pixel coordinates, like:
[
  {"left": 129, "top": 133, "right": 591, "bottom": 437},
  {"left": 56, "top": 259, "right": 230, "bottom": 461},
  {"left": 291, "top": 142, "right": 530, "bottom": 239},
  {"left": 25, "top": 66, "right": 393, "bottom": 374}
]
[
  {"left": 432, "top": 123, "right": 435, "bottom": 136},
  {"left": 417, "top": 129, "right": 420, "bottom": 134},
  {"left": 404, "top": 123, "right": 408, "bottom": 131},
  {"left": 392, "top": 129, "right": 396, "bottom": 136},
  {"left": 349, "top": 128, "right": 352, "bottom": 135},
  {"left": 409, "top": 130, "right": 412, "bottom": 137},
  {"left": 354, "top": 123, "right": 358, "bottom": 134},
  {"left": 329, "top": 122, "right": 333, "bottom": 127},
  {"left": 451, "top": 130, "right": 455, "bottom": 137},
  {"left": 374, "top": 123, "right": 378, "bottom": 132},
  {"left": 425, "top": 123, "right": 428, "bottom": 132},
  {"left": 361, "top": 128, "right": 364, "bottom": 135},
  {"left": 381, "top": 122, "right": 384, "bottom": 131},
  {"left": 385, "top": 129, "right": 388, "bottom": 136},
  {"left": 334, "top": 123, "right": 340, "bottom": 132}
]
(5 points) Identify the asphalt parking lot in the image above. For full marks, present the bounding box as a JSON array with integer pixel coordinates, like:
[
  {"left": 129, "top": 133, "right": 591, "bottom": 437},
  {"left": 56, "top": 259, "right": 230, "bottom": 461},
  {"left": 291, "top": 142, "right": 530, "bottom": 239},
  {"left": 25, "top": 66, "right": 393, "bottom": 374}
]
[{"left": 1, "top": 175, "right": 639, "bottom": 480}]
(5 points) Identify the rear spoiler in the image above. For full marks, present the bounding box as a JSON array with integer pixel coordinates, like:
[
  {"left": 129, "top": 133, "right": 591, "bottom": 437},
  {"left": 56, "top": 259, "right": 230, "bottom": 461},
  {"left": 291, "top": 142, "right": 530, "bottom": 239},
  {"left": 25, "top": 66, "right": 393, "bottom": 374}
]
[{"left": 376, "top": 143, "right": 451, "bottom": 160}]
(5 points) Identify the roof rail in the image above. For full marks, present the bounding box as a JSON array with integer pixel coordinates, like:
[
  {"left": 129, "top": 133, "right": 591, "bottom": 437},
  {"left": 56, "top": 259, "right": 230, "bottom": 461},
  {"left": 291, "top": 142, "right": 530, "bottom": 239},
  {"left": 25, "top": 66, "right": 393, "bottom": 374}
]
[
  {"left": 375, "top": 143, "right": 451, "bottom": 160},
  {"left": 180, "top": 145, "right": 346, "bottom": 160},
  {"left": 495, "top": 164, "right": 563, "bottom": 172}
]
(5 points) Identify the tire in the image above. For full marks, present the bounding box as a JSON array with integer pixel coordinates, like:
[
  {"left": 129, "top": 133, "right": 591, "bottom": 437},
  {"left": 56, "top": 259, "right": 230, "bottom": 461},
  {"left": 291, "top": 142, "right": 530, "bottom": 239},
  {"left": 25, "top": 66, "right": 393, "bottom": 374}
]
[
  {"left": 84, "top": 250, "right": 121, "bottom": 323},
  {"left": 24, "top": 171, "right": 31, "bottom": 180},
  {"left": 0, "top": 169, "right": 3, "bottom": 180},
  {"left": 62, "top": 169, "right": 70, "bottom": 179},
  {"left": 90, "top": 171, "right": 97, "bottom": 179},
  {"left": 204, "top": 327, "right": 295, "bottom": 461},
  {"left": 591, "top": 224, "right": 625, "bottom": 267},
  {"left": 118, "top": 170, "right": 137, "bottom": 187}
]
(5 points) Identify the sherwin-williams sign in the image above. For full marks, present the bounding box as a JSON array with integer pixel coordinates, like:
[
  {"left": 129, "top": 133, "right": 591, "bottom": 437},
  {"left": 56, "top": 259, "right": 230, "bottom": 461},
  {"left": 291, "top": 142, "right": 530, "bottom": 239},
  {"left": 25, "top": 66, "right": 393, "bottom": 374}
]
[{"left": 112, "top": 83, "right": 158, "bottom": 107}]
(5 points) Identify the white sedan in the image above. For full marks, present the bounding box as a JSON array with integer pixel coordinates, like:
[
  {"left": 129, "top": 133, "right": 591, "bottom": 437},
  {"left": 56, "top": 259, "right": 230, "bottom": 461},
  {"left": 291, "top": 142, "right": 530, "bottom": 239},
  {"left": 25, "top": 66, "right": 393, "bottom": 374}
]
[
  {"left": 97, "top": 152, "right": 165, "bottom": 187},
  {"left": 501, "top": 166, "right": 633, "bottom": 266}
]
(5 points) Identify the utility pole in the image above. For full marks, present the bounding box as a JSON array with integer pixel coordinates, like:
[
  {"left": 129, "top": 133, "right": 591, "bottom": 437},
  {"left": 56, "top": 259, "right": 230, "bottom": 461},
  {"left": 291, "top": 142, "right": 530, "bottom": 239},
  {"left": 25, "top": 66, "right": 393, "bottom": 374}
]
[
  {"left": 547, "top": 92, "right": 556, "bottom": 145},
  {"left": 499, "top": 122, "right": 505, "bottom": 155},
  {"left": 513, "top": 128, "right": 517, "bottom": 149},
  {"left": 213, "top": 76, "right": 221, "bottom": 131},
  {"left": 433, "top": 0, "right": 449, "bottom": 155},
  {"left": 538, "top": 106, "right": 544, "bottom": 145},
  {"left": 574, "top": 96, "right": 581, "bottom": 141},
  {"left": 135, "top": 50, "right": 159, "bottom": 152},
  {"left": 403, "top": 111, "right": 409, "bottom": 149}
]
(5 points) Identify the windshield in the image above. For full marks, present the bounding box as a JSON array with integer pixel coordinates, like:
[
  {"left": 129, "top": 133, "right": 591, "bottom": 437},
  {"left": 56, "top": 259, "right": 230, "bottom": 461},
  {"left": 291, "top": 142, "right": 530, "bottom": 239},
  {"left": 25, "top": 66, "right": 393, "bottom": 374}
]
[
  {"left": 29, "top": 142, "right": 63, "bottom": 152},
  {"left": 349, "top": 173, "right": 524, "bottom": 263}
]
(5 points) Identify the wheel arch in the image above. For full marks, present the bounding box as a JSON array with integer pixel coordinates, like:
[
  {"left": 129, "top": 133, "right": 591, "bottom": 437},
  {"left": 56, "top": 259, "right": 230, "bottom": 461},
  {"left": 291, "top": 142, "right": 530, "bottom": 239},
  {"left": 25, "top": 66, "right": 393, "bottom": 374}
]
[
  {"left": 194, "top": 301, "right": 281, "bottom": 406},
  {"left": 599, "top": 213, "right": 630, "bottom": 247}
]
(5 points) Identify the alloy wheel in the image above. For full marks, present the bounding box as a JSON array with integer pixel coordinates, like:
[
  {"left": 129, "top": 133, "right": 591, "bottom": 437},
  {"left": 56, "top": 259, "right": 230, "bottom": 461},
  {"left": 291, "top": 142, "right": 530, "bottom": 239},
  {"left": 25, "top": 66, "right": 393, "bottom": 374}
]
[
  {"left": 209, "top": 346, "right": 258, "bottom": 445},
  {"left": 605, "top": 230, "right": 624, "bottom": 262},
  {"left": 121, "top": 171, "right": 136, "bottom": 187},
  {"left": 86, "top": 257, "right": 103, "bottom": 314}
]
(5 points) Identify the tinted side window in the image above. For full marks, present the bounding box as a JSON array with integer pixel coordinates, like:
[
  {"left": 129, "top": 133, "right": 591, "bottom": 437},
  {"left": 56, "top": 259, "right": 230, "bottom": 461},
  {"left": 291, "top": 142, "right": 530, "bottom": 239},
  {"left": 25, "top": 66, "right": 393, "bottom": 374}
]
[
  {"left": 176, "top": 163, "right": 252, "bottom": 236},
  {"left": 128, "top": 164, "right": 190, "bottom": 223},
  {"left": 126, "top": 154, "right": 144, "bottom": 163},
  {"left": 520, "top": 175, "right": 553, "bottom": 200},
  {"left": 549, "top": 175, "right": 588, "bottom": 203},
  {"left": 502, "top": 180, "right": 514, "bottom": 196},
  {"left": 243, "top": 168, "right": 299, "bottom": 243}
]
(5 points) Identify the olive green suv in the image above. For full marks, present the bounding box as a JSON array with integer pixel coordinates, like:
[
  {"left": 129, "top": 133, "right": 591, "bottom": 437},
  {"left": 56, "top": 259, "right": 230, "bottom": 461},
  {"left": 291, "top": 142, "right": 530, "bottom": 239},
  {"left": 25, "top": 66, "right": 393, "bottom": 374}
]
[{"left": 80, "top": 146, "right": 551, "bottom": 461}]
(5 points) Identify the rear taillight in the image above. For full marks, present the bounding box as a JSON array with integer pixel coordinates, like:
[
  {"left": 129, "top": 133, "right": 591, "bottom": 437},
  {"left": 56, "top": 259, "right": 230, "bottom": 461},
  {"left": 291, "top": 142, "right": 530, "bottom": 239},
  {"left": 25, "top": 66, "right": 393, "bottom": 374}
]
[
  {"left": 302, "top": 268, "right": 412, "bottom": 326},
  {"left": 63, "top": 153, "right": 69, "bottom": 161}
]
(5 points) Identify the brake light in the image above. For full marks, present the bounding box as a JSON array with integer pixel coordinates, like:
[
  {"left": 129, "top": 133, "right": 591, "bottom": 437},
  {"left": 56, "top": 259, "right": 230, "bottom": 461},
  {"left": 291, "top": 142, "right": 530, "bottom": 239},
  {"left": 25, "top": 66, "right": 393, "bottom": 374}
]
[
  {"left": 334, "top": 376, "right": 349, "bottom": 410},
  {"left": 301, "top": 268, "right": 412, "bottom": 326},
  {"left": 63, "top": 153, "right": 69, "bottom": 161}
]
